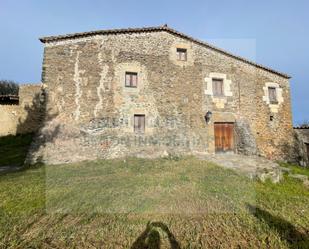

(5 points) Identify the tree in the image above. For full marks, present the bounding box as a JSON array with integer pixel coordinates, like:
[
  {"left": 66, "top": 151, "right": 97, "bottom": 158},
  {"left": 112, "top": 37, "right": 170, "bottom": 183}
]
[{"left": 0, "top": 80, "right": 19, "bottom": 96}]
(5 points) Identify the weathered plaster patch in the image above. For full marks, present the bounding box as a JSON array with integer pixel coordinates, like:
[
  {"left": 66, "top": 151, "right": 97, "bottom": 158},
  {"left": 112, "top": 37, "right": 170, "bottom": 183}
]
[
  {"left": 94, "top": 51, "right": 110, "bottom": 118},
  {"left": 262, "top": 82, "right": 283, "bottom": 113},
  {"left": 44, "top": 35, "right": 103, "bottom": 47},
  {"left": 56, "top": 75, "right": 66, "bottom": 113},
  {"left": 73, "top": 51, "right": 82, "bottom": 121}
]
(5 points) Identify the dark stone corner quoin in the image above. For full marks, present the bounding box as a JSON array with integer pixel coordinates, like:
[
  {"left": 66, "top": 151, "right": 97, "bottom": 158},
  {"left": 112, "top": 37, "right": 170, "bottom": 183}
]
[{"left": 21, "top": 24, "right": 296, "bottom": 165}]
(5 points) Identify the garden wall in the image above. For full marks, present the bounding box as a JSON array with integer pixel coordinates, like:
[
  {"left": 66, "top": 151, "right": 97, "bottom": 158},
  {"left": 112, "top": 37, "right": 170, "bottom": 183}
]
[{"left": 0, "top": 84, "right": 44, "bottom": 136}]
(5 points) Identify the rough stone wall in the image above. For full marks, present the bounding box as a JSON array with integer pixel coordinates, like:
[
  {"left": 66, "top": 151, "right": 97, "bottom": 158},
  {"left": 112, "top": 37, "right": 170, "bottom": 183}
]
[
  {"left": 294, "top": 128, "right": 309, "bottom": 166},
  {"left": 30, "top": 31, "right": 293, "bottom": 164},
  {"left": 0, "top": 84, "right": 43, "bottom": 136},
  {"left": 254, "top": 73, "right": 293, "bottom": 160},
  {"left": 234, "top": 119, "right": 257, "bottom": 155}
]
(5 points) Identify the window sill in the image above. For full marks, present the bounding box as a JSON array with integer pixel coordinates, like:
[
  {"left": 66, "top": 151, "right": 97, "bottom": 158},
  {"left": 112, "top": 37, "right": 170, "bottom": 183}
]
[{"left": 134, "top": 132, "right": 145, "bottom": 135}]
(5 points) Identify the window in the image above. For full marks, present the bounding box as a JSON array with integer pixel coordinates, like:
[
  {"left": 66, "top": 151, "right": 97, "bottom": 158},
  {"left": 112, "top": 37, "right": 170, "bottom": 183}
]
[
  {"left": 125, "top": 72, "right": 138, "bottom": 87},
  {"left": 270, "top": 115, "right": 274, "bottom": 121},
  {"left": 176, "top": 48, "right": 187, "bottom": 61},
  {"left": 268, "top": 87, "right": 278, "bottom": 104},
  {"left": 134, "top": 114, "right": 145, "bottom": 133},
  {"left": 212, "top": 78, "right": 224, "bottom": 96}
]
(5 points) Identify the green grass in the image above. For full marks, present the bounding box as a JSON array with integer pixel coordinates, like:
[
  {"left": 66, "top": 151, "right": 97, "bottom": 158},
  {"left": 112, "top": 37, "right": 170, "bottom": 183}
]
[
  {"left": 44, "top": 157, "right": 256, "bottom": 214},
  {"left": 280, "top": 161, "right": 309, "bottom": 177},
  {"left": 0, "top": 157, "right": 308, "bottom": 249},
  {"left": 0, "top": 133, "right": 33, "bottom": 167}
]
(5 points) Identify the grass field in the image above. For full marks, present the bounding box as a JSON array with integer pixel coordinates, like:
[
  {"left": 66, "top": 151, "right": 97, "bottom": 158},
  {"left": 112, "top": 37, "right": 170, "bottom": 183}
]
[
  {"left": 280, "top": 161, "right": 309, "bottom": 178},
  {"left": 0, "top": 155, "right": 309, "bottom": 248}
]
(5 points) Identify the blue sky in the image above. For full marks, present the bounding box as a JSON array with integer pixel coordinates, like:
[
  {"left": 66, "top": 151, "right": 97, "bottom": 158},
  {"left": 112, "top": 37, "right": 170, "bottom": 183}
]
[{"left": 0, "top": 0, "right": 308, "bottom": 124}]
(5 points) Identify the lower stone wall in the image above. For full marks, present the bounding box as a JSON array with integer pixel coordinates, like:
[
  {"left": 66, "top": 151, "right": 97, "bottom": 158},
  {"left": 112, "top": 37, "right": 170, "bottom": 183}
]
[
  {"left": 0, "top": 84, "right": 44, "bottom": 136},
  {"left": 294, "top": 128, "right": 309, "bottom": 166},
  {"left": 235, "top": 119, "right": 258, "bottom": 156},
  {"left": 26, "top": 108, "right": 293, "bottom": 165},
  {"left": 26, "top": 115, "right": 209, "bottom": 165}
]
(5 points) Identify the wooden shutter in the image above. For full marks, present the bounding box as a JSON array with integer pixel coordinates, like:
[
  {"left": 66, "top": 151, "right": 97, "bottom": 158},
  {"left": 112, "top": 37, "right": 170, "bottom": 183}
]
[
  {"left": 139, "top": 115, "right": 145, "bottom": 133},
  {"left": 180, "top": 51, "right": 184, "bottom": 60},
  {"left": 134, "top": 115, "right": 145, "bottom": 133},
  {"left": 212, "top": 79, "right": 224, "bottom": 96},
  {"left": 268, "top": 87, "right": 277, "bottom": 103},
  {"left": 134, "top": 115, "right": 139, "bottom": 131},
  {"left": 220, "top": 81, "right": 224, "bottom": 95},
  {"left": 125, "top": 73, "right": 131, "bottom": 87},
  {"left": 181, "top": 51, "right": 186, "bottom": 61},
  {"left": 177, "top": 50, "right": 181, "bottom": 60},
  {"left": 132, "top": 74, "right": 137, "bottom": 87},
  {"left": 125, "top": 72, "right": 138, "bottom": 87},
  {"left": 177, "top": 48, "right": 187, "bottom": 61}
]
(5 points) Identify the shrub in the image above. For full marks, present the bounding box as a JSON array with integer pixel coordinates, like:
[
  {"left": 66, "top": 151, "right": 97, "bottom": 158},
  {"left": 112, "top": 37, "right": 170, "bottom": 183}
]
[{"left": 0, "top": 80, "right": 19, "bottom": 96}]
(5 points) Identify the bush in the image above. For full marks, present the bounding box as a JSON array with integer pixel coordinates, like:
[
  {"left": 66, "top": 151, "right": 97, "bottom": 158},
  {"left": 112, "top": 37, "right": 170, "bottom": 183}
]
[{"left": 0, "top": 80, "right": 19, "bottom": 96}]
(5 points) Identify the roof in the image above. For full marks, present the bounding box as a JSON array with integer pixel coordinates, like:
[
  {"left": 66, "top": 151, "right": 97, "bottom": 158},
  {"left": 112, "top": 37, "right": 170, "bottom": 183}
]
[
  {"left": 294, "top": 126, "right": 309, "bottom": 129},
  {"left": 39, "top": 25, "right": 291, "bottom": 79}
]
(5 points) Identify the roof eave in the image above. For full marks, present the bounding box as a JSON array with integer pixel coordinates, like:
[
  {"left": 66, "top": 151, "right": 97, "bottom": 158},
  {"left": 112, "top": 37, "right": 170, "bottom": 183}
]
[
  {"left": 39, "top": 26, "right": 166, "bottom": 43},
  {"left": 39, "top": 25, "right": 291, "bottom": 79}
]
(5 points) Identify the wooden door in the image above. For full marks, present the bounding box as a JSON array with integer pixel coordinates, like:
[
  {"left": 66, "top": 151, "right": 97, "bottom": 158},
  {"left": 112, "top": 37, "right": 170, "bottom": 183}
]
[{"left": 214, "top": 123, "right": 234, "bottom": 153}]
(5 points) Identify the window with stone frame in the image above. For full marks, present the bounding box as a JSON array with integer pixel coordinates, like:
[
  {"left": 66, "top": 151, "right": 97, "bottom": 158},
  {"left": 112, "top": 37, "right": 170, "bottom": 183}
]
[
  {"left": 268, "top": 87, "right": 278, "bottom": 104},
  {"left": 134, "top": 114, "right": 145, "bottom": 134},
  {"left": 176, "top": 48, "right": 187, "bottom": 61},
  {"left": 125, "top": 72, "right": 138, "bottom": 87},
  {"left": 212, "top": 78, "right": 224, "bottom": 96}
]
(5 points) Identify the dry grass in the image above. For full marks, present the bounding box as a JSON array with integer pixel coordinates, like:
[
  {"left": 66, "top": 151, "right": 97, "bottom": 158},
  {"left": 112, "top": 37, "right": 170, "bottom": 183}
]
[{"left": 0, "top": 157, "right": 308, "bottom": 248}]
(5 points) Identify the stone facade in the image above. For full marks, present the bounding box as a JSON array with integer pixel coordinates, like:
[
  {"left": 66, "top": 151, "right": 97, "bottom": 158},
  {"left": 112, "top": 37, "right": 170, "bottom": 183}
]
[
  {"left": 0, "top": 84, "right": 44, "bottom": 136},
  {"left": 294, "top": 127, "right": 309, "bottom": 166},
  {"left": 29, "top": 26, "right": 294, "bottom": 164}
]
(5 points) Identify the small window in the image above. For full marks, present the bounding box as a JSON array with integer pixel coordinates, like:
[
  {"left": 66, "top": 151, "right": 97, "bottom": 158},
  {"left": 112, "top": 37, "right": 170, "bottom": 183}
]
[
  {"left": 212, "top": 78, "right": 224, "bottom": 96},
  {"left": 125, "top": 72, "right": 138, "bottom": 87},
  {"left": 176, "top": 48, "right": 187, "bottom": 61},
  {"left": 268, "top": 87, "right": 278, "bottom": 104},
  {"left": 270, "top": 115, "right": 274, "bottom": 121},
  {"left": 134, "top": 114, "right": 145, "bottom": 133}
]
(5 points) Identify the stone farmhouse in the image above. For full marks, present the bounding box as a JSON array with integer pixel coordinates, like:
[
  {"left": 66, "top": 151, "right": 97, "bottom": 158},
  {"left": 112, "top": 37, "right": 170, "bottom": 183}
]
[{"left": 27, "top": 25, "right": 294, "bottom": 164}]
